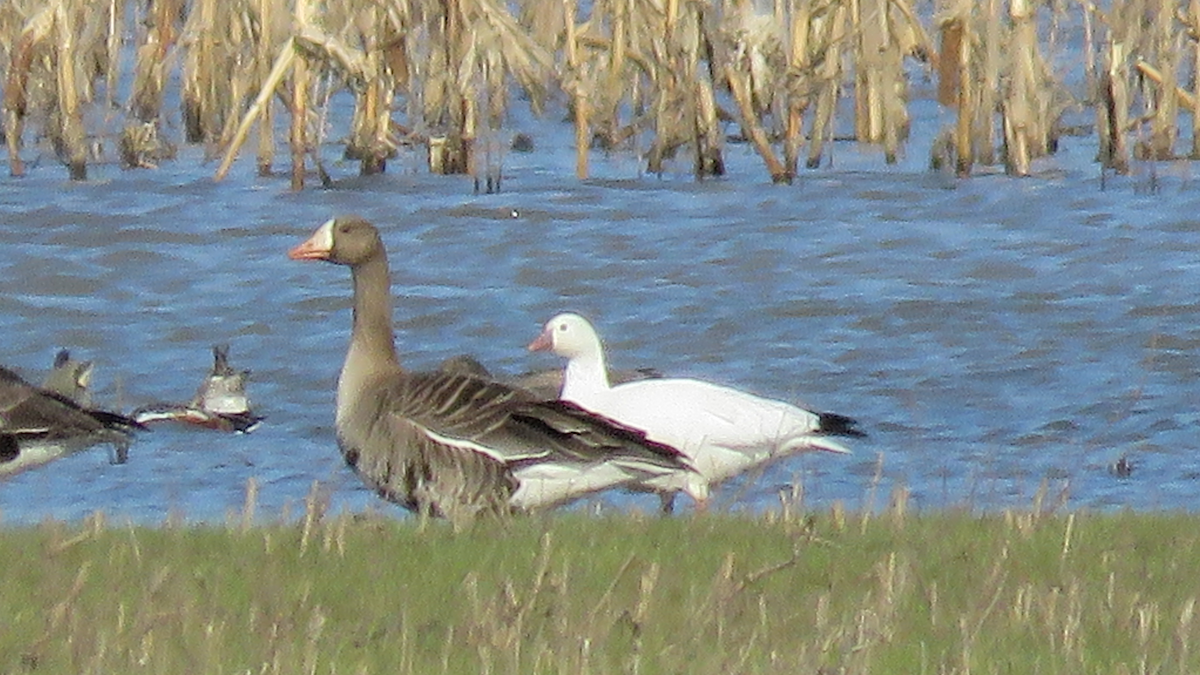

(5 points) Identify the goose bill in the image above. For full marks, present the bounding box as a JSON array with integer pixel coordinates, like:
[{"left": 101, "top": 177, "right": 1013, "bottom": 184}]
[{"left": 287, "top": 219, "right": 336, "bottom": 260}]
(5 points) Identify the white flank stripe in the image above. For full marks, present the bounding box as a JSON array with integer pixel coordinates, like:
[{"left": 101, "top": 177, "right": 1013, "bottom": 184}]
[{"left": 421, "top": 427, "right": 544, "bottom": 464}]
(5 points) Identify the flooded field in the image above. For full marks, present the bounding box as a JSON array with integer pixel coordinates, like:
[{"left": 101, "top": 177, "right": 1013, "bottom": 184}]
[{"left": 0, "top": 107, "right": 1196, "bottom": 524}]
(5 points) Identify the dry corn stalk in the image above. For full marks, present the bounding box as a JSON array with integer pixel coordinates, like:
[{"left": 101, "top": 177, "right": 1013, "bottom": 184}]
[
  {"left": 1192, "top": 0, "right": 1200, "bottom": 158},
  {"left": 3, "top": 3, "right": 55, "bottom": 177},
  {"left": 1098, "top": 33, "right": 1131, "bottom": 172},
  {"left": 854, "top": 0, "right": 909, "bottom": 163},
  {"left": 54, "top": 0, "right": 87, "bottom": 180},
  {"left": 256, "top": 0, "right": 275, "bottom": 175},
  {"left": 808, "top": 1, "right": 848, "bottom": 170},
  {"left": 1141, "top": 0, "right": 1179, "bottom": 159},
  {"left": 1003, "top": 0, "right": 1037, "bottom": 175},
  {"left": 564, "top": 0, "right": 588, "bottom": 178}
]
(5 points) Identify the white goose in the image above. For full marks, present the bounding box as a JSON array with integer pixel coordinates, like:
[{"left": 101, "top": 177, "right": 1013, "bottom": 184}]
[
  {"left": 529, "top": 312, "right": 863, "bottom": 511},
  {"left": 288, "top": 217, "right": 694, "bottom": 523}
]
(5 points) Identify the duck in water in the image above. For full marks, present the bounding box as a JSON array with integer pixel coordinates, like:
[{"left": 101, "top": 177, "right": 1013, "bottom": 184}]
[{"left": 133, "top": 344, "right": 264, "bottom": 433}]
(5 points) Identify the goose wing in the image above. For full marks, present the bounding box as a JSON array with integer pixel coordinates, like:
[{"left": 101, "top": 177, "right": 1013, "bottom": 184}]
[
  {"left": 338, "top": 370, "right": 691, "bottom": 517},
  {"left": 0, "top": 367, "right": 137, "bottom": 439},
  {"left": 385, "top": 370, "right": 687, "bottom": 472}
]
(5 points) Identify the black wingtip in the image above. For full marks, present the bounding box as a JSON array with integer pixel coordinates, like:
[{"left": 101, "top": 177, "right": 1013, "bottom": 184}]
[{"left": 818, "top": 411, "right": 867, "bottom": 438}]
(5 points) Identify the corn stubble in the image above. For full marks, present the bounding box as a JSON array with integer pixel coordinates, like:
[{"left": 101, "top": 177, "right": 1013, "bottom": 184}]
[{"left": 0, "top": 0, "right": 1193, "bottom": 185}]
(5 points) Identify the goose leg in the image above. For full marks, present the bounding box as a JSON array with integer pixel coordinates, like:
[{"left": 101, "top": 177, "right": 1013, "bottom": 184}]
[{"left": 658, "top": 491, "right": 676, "bottom": 515}]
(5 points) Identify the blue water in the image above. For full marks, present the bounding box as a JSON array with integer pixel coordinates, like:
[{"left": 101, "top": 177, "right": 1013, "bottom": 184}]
[{"left": 0, "top": 107, "right": 1197, "bottom": 524}]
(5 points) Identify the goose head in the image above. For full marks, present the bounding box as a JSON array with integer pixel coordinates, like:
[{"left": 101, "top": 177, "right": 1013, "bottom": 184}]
[
  {"left": 288, "top": 216, "right": 384, "bottom": 266},
  {"left": 529, "top": 313, "right": 606, "bottom": 361}
]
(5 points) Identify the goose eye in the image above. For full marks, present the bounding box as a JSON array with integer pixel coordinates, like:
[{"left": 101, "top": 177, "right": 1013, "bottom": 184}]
[{"left": 558, "top": 323, "right": 568, "bottom": 332}]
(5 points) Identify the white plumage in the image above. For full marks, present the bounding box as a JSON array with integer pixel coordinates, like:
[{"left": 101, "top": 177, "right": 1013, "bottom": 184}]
[{"left": 530, "top": 312, "right": 863, "bottom": 510}]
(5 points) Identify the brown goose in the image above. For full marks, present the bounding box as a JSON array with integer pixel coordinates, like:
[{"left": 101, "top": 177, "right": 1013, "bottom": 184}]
[
  {"left": 0, "top": 364, "right": 144, "bottom": 476},
  {"left": 288, "top": 216, "right": 696, "bottom": 521}
]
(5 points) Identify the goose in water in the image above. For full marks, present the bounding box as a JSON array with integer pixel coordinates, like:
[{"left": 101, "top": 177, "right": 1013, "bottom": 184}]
[
  {"left": 288, "top": 216, "right": 695, "bottom": 522},
  {"left": 42, "top": 349, "right": 94, "bottom": 407},
  {"left": 133, "top": 345, "right": 264, "bottom": 433},
  {"left": 0, "top": 364, "right": 143, "bottom": 476},
  {"left": 529, "top": 312, "right": 863, "bottom": 511}
]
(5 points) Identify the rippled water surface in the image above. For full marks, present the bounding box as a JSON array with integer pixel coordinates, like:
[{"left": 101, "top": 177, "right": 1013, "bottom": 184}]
[{"left": 0, "top": 123, "right": 1197, "bottom": 524}]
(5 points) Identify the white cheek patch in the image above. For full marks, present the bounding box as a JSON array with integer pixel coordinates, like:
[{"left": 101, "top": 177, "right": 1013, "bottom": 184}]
[{"left": 315, "top": 219, "right": 337, "bottom": 249}]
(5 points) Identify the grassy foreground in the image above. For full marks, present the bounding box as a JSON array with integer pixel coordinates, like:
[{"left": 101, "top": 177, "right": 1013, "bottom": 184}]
[{"left": 1, "top": 504, "right": 1197, "bottom": 674}]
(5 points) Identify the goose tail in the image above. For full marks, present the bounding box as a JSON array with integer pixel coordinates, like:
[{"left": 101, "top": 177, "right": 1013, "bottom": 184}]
[{"left": 817, "top": 411, "right": 866, "bottom": 439}]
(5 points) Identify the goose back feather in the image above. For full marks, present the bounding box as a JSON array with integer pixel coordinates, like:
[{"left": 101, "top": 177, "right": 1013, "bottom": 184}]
[{"left": 439, "top": 354, "right": 663, "bottom": 399}]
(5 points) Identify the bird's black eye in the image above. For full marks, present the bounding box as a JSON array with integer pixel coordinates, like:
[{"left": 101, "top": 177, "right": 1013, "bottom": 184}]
[{"left": 558, "top": 323, "right": 568, "bottom": 332}]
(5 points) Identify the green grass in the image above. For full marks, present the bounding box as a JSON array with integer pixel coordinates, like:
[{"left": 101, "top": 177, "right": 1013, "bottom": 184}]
[{"left": 1, "top": 503, "right": 1198, "bottom": 674}]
